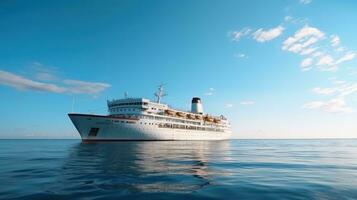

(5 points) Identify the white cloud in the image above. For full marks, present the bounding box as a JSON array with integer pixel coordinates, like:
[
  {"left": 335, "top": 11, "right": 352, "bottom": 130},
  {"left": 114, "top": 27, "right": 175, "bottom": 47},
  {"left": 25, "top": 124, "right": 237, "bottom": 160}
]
[
  {"left": 316, "top": 55, "right": 334, "bottom": 66},
  {"left": 63, "top": 80, "right": 111, "bottom": 95},
  {"left": 312, "top": 81, "right": 357, "bottom": 97},
  {"left": 234, "top": 53, "right": 247, "bottom": 58},
  {"left": 284, "top": 16, "right": 293, "bottom": 22},
  {"left": 338, "top": 83, "right": 357, "bottom": 96},
  {"left": 313, "top": 52, "right": 355, "bottom": 71},
  {"left": 299, "top": 0, "right": 312, "bottom": 4},
  {"left": 309, "top": 82, "right": 357, "bottom": 113},
  {"left": 31, "top": 62, "right": 58, "bottom": 80},
  {"left": 301, "top": 37, "right": 318, "bottom": 48},
  {"left": 282, "top": 25, "right": 324, "bottom": 52},
  {"left": 336, "top": 47, "right": 345, "bottom": 52},
  {"left": 225, "top": 103, "right": 233, "bottom": 108},
  {"left": 330, "top": 35, "right": 340, "bottom": 47},
  {"left": 0, "top": 70, "right": 110, "bottom": 95},
  {"left": 0, "top": 70, "right": 66, "bottom": 93},
  {"left": 300, "top": 58, "right": 313, "bottom": 70},
  {"left": 294, "top": 26, "right": 324, "bottom": 39},
  {"left": 335, "top": 52, "right": 355, "bottom": 65},
  {"left": 204, "top": 88, "right": 215, "bottom": 96},
  {"left": 312, "top": 87, "right": 337, "bottom": 95},
  {"left": 281, "top": 25, "right": 355, "bottom": 72},
  {"left": 300, "top": 47, "right": 317, "bottom": 55},
  {"left": 312, "top": 51, "right": 324, "bottom": 57},
  {"left": 230, "top": 28, "right": 251, "bottom": 42},
  {"left": 287, "top": 43, "right": 304, "bottom": 53},
  {"left": 333, "top": 80, "right": 346, "bottom": 85},
  {"left": 35, "top": 72, "right": 57, "bottom": 82},
  {"left": 252, "top": 26, "right": 284, "bottom": 42},
  {"left": 240, "top": 100, "right": 255, "bottom": 105},
  {"left": 303, "top": 98, "right": 352, "bottom": 113}
]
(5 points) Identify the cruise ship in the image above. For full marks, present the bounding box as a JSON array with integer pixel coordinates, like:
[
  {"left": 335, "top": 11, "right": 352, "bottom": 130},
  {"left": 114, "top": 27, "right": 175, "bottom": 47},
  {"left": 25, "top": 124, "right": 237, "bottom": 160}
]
[{"left": 68, "top": 85, "right": 231, "bottom": 141}]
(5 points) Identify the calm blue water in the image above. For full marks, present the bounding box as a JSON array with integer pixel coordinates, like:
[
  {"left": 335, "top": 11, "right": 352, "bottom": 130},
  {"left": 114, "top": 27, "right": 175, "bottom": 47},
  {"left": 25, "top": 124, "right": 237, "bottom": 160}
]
[{"left": 1, "top": 139, "right": 357, "bottom": 200}]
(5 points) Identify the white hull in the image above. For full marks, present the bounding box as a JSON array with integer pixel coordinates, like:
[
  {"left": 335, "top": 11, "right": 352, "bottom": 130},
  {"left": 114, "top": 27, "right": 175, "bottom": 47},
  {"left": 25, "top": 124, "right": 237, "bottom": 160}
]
[{"left": 69, "top": 114, "right": 231, "bottom": 141}]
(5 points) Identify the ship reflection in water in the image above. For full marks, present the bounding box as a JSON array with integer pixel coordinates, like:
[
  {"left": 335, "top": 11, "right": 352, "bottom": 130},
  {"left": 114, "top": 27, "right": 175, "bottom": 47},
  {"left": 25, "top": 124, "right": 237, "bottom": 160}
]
[
  {"left": 61, "top": 141, "right": 232, "bottom": 195},
  {"left": 2, "top": 139, "right": 357, "bottom": 199}
]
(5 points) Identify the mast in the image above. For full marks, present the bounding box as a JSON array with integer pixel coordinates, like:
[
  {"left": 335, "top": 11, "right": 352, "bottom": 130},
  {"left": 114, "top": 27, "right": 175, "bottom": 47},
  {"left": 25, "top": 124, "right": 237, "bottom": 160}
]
[{"left": 154, "top": 84, "right": 167, "bottom": 103}]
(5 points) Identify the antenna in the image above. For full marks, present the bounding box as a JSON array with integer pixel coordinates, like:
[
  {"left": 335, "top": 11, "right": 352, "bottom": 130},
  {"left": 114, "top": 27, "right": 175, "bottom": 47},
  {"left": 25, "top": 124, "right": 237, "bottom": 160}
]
[
  {"left": 154, "top": 84, "right": 167, "bottom": 103},
  {"left": 124, "top": 92, "right": 128, "bottom": 99},
  {"left": 71, "top": 96, "right": 76, "bottom": 113}
]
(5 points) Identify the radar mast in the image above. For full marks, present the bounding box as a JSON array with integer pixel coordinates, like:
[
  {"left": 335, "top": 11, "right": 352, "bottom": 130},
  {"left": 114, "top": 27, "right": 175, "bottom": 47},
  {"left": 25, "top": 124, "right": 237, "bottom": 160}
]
[{"left": 154, "top": 84, "right": 167, "bottom": 103}]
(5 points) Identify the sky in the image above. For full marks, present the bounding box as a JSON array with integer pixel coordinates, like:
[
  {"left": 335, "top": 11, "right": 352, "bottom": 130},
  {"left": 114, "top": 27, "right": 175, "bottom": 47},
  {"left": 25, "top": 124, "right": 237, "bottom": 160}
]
[{"left": 0, "top": 0, "right": 356, "bottom": 139}]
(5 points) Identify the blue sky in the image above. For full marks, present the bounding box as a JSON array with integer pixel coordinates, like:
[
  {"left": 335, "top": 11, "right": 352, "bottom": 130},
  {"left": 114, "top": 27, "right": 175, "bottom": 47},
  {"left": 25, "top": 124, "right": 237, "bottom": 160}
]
[{"left": 0, "top": 0, "right": 356, "bottom": 139}]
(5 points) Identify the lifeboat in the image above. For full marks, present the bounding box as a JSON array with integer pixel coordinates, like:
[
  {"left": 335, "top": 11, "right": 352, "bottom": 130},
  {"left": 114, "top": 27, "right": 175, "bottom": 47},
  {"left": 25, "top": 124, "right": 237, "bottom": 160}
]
[
  {"left": 204, "top": 115, "right": 214, "bottom": 122},
  {"left": 195, "top": 115, "right": 203, "bottom": 120},
  {"left": 213, "top": 118, "right": 221, "bottom": 123},
  {"left": 165, "top": 109, "right": 176, "bottom": 116},
  {"left": 176, "top": 112, "right": 186, "bottom": 117},
  {"left": 187, "top": 114, "right": 196, "bottom": 119}
]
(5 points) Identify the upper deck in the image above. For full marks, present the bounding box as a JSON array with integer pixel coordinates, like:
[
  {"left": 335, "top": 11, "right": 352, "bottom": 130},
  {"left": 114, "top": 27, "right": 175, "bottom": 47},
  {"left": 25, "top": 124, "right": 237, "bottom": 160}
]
[
  {"left": 107, "top": 98, "right": 168, "bottom": 115},
  {"left": 107, "top": 97, "right": 229, "bottom": 127}
]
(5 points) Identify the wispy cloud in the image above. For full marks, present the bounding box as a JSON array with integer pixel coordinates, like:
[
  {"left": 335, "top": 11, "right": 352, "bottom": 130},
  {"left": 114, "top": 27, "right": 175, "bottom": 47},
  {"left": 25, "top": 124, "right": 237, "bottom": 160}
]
[
  {"left": 330, "top": 35, "right": 340, "bottom": 47},
  {"left": 282, "top": 25, "right": 324, "bottom": 53},
  {"left": 225, "top": 103, "right": 233, "bottom": 108},
  {"left": 303, "top": 98, "right": 352, "bottom": 113},
  {"left": 240, "top": 100, "right": 255, "bottom": 105},
  {"left": 300, "top": 57, "right": 313, "bottom": 70},
  {"left": 299, "top": 0, "right": 312, "bottom": 4},
  {"left": 229, "top": 25, "right": 284, "bottom": 43},
  {"left": 284, "top": 16, "right": 293, "bottom": 22},
  {"left": 229, "top": 17, "right": 357, "bottom": 113},
  {"left": 0, "top": 70, "right": 66, "bottom": 93},
  {"left": 300, "top": 47, "right": 317, "bottom": 56},
  {"left": 234, "top": 53, "right": 247, "bottom": 59},
  {"left": 283, "top": 15, "right": 309, "bottom": 25},
  {"left": 64, "top": 80, "right": 111, "bottom": 94},
  {"left": 306, "top": 81, "right": 357, "bottom": 113},
  {"left": 0, "top": 69, "right": 110, "bottom": 95},
  {"left": 281, "top": 25, "right": 355, "bottom": 72},
  {"left": 316, "top": 55, "right": 336, "bottom": 71},
  {"left": 312, "top": 83, "right": 357, "bottom": 97},
  {"left": 312, "top": 87, "right": 337, "bottom": 95},
  {"left": 229, "top": 28, "right": 251, "bottom": 42},
  {"left": 252, "top": 26, "right": 284, "bottom": 42},
  {"left": 335, "top": 52, "right": 356, "bottom": 65},
  {"left": 31, "top": 62, "right": 60, "bottom": 81},
  {"left": 204, "top": 87, "right": 215, "bottom": 96}
]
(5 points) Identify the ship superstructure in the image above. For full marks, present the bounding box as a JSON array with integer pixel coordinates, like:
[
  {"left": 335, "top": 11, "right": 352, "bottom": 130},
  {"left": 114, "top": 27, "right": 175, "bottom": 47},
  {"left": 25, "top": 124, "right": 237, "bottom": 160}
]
[{"left": 68, "top": 85, "right": 231, "bottom": 140}]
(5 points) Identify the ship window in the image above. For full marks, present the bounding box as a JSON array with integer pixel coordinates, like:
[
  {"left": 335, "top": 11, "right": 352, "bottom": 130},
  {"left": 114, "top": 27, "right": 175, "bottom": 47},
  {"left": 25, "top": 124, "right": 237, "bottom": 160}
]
[{"left": 88, "top": 128, "right": 99, "bottom": 137}]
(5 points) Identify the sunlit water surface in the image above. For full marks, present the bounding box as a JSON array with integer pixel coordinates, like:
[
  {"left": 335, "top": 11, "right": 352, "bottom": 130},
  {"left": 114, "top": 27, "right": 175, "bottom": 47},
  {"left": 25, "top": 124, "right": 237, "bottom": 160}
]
[{"left": 1, "top": 139, "right": 357, "bottom": 199}]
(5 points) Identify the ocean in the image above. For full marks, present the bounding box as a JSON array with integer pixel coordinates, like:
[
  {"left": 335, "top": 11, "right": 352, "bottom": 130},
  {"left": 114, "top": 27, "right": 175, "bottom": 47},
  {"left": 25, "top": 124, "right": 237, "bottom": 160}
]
[{"left": 0, "top": 139, "right": 357, "bottom": 200}]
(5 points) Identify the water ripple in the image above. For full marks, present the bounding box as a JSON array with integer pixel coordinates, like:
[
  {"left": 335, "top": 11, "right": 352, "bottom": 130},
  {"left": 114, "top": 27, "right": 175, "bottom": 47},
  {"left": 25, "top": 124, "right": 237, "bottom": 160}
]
[{"left": 1, "top": 139, "right": 357, "bottom": 199}]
